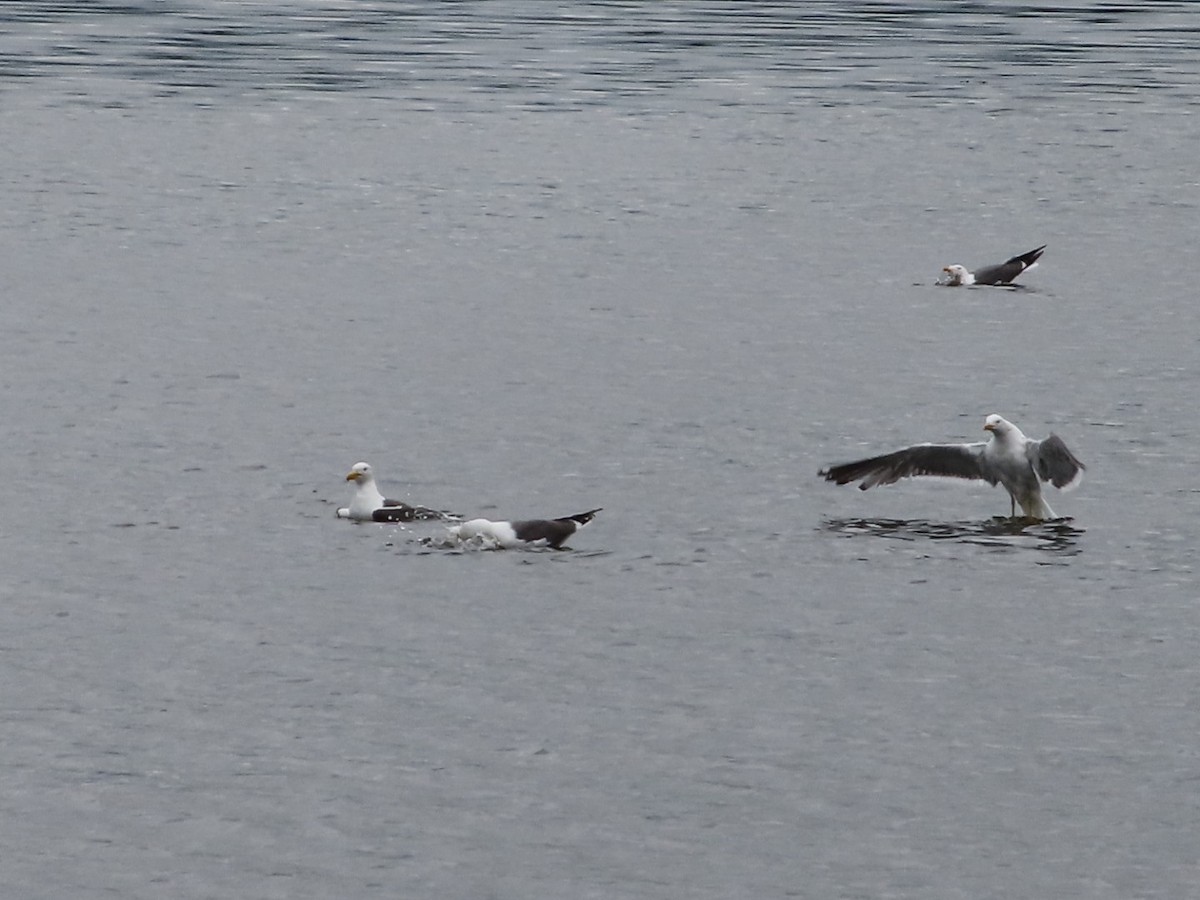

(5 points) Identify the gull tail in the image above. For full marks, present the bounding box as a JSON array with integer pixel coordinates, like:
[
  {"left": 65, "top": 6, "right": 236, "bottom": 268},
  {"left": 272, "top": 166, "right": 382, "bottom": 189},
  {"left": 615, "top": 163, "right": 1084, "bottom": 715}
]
[{"left": 1017, "top": 494, "right": 1056, "bottom": 520}]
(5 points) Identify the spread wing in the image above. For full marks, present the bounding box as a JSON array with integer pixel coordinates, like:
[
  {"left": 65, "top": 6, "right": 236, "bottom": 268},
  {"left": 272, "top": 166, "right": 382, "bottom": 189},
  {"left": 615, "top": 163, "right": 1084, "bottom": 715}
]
[
  {"left": 820, "top": 442, "right": 995, "bottom": 490},
  {"left": 1027, "top": 434, "right": 1085, "bottom": 490}
]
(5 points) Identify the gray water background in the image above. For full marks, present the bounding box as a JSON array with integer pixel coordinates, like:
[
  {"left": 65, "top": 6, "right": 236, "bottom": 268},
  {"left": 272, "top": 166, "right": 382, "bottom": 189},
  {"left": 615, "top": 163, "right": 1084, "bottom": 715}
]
[{"left": 2, "top": 2, "right": 1199, "bottom": 897}]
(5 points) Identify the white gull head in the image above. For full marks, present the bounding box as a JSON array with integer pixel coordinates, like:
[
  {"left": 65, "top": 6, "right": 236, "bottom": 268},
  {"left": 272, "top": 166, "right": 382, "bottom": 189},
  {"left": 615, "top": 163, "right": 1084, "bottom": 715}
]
[
  {"left": 942, "top": 264, "right": 974, "bottom": 286},
  {"left": 339, "top": 461, "right": 386, "bottom": 520},
  {"left": 982, "top": 413, "right": 1021, "bottom": 439}
]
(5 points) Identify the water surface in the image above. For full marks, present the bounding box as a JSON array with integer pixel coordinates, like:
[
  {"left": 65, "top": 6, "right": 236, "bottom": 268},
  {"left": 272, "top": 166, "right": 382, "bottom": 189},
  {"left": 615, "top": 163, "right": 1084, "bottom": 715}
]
[{"left": 2, "top": 3, "right": 1199, "bottom": 898}]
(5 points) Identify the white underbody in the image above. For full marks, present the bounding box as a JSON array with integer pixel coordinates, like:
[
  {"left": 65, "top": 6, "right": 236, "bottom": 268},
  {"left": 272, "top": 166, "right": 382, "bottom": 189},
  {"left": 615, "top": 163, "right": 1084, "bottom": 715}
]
[
  {"left": 343, "top": 480, "right": 388, "bottom": 520},
  {"left": 984, "top": 426, "right": 1056, "bottom": 519}
]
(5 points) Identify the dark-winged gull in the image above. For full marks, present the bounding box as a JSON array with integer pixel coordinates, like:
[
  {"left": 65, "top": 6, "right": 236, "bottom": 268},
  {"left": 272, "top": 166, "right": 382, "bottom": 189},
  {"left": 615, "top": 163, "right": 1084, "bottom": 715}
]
[
  {"left": 942, "top": 245, "right": 1045, "bottom": 286},
  {"left": 819, "top": 414, "right": 1084, "bottom": 519},
  {"left": 448, "top": 508, "right": 602, "bottom": 549},
  {"left": 337, "top": 462, "right": 449, "bottom": 522}
]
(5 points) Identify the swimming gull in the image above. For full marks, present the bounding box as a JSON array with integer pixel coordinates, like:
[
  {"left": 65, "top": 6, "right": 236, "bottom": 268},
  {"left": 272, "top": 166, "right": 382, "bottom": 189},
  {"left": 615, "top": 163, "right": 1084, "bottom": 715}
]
[
  {"left": 337, "top": 462, "right": 450, "bottom": 522},
  {"left": 942, "top": 245, "right": 1045, "bottom": 286},
  {"left": 447, "top": 508, "right": 602, "bottom": 549}
]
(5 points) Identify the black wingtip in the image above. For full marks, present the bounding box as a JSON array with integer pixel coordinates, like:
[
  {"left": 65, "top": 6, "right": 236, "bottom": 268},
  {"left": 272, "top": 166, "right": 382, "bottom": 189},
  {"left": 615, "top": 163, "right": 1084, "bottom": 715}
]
[
  {"left": 819, "top": 464, "right": 858, "bottom": 486},
  {"left": 564, "top": 508, "right": 602, "bottom": 526},
  {"left": 1016, "top": 244, "right": 1047, "bottom": 265}
]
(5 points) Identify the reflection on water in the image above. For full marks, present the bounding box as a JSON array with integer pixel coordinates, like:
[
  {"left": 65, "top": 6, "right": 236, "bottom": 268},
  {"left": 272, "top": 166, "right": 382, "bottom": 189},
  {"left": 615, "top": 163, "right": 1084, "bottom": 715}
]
[
  {"left": 1, "top": 1, "right": 1197, "bottom": 107},
  {"left": 824, "top": 516, "right": 1084, "bottom": 556}
]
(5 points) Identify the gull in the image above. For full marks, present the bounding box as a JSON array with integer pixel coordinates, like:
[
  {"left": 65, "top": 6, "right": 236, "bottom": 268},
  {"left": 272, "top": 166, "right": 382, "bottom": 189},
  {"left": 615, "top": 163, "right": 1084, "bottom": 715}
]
[
  {"left": 447, "top": 509, "right": 602, "bottom": 549},
  {"left": 820, "top": 414, "right": 1084, "bottom": 519},
  {"left": 337, "top": 462, "right": 449, "bottom": 522},
  {"left": 942, "top": 245, "right": 1045, "bottom": 286}
]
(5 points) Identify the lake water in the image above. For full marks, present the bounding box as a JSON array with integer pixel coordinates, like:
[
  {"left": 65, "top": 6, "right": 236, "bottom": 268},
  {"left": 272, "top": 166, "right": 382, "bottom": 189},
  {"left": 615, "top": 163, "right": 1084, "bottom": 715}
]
[{"left": 2, "top": 3, "right": 1199, "bottom": 898}]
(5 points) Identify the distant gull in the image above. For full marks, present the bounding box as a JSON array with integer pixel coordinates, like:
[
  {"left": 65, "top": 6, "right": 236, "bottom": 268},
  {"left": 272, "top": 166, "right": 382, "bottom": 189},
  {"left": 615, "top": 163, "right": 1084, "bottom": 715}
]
[
  {"left": 337, "top": 462, "right": 451, "bottom": 522},
  {"left": 941, "top": 245, "right": 1045, "bottom": 286},
  {"left": 446, "top": 508, "right": 602, "bottom": 550},
  {"left": 820, "top": 414, "right": 1084, "bottom": 519}
]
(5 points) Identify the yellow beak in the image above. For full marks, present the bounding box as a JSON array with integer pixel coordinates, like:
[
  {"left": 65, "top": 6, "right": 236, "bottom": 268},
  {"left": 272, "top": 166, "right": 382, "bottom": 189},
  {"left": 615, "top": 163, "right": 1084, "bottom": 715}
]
[{"left": 346, "top": 472, "right": 359, "bottom": 481}]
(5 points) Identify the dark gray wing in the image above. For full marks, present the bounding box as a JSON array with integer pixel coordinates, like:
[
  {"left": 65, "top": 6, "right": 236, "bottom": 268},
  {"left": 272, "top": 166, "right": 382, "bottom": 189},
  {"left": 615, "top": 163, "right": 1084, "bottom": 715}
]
[
  {"left": 511, "top": 509, "right": 601, "bottom": 549},
  {"left": 1027, "top": 434, "right": 1085, "bottom": 489},
  {"left": 374, "top": 499, "right": 446, "bottom": 522},
  {"left": 972, "top": 245, "right": 1046, "bottom": 285},
  {"left": 820, "top": 442, "right": 994, "bottom": 490},
  {"left": 511, "top": 518, "right": 575, "bottom": 549}
]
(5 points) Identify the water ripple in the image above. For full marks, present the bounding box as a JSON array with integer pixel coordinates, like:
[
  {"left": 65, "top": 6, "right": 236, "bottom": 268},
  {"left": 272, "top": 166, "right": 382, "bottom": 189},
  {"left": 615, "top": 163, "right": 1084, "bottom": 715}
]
[
  {"left": 823, "top": 516, "right": 1085, "bottom": 557},
  {"left": 1, "top": 1, "right": 1197, "bottom": 107}
]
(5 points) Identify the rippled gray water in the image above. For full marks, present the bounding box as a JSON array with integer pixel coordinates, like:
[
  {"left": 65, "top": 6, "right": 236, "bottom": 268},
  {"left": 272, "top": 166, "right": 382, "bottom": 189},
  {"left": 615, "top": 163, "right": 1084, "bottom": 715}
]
[{"left": 3, "top": 3, "right": 1199, "bottom": 898}]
